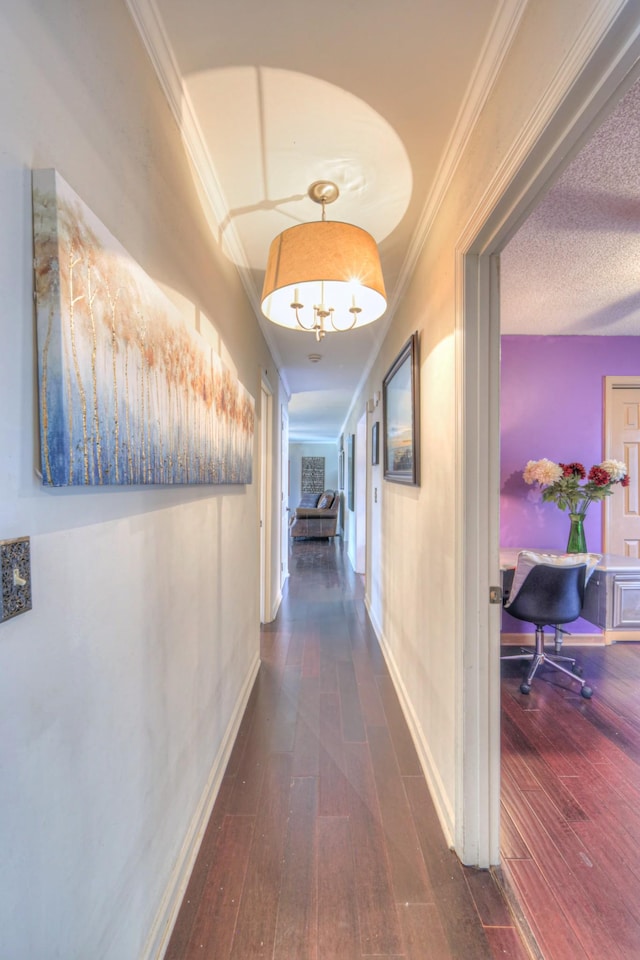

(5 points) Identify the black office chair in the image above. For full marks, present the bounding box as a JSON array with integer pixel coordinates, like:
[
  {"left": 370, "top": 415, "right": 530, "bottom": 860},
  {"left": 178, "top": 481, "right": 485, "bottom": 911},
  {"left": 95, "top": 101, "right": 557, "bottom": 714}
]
[{"left": 501, "top": 559, "right": 593, "bottom": 698}]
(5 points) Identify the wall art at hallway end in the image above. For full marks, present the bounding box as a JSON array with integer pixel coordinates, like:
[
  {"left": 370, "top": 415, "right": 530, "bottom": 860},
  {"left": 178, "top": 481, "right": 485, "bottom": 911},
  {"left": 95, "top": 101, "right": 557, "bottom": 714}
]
[{"left": 32, "top": 169, "right": 254, "bottom": 487}]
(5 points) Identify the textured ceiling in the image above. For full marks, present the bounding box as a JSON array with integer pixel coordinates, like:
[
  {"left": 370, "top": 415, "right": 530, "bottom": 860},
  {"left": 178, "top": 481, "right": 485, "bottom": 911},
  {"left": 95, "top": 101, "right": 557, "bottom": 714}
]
[{"left": 501, "top": 75, "right": 640, "bottom": 336}]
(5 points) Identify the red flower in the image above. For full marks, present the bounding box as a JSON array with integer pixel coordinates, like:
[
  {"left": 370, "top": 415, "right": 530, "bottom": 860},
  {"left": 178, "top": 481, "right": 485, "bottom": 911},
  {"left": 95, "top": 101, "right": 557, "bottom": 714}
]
[
  {"left": 588, "top": 466, "right": 611, "bottom": 486},
  {"left": 621, "top": 474, "right": 631, "bottom": 487},
  {"left": 560, "top": 462, "right": 586, "bottom": 479}
]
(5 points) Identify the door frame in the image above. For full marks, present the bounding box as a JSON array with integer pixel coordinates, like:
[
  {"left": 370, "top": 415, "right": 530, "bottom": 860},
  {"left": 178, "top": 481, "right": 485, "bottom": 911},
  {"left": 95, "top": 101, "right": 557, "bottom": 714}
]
[
  {"left": 459, "top": 25, "right": 640, "bottom": 866},
  {"left": 604, "top": 375, "right": 640, "bottom": 554},
  {"left": 259, "top": 378, "right": 273, "bottom": 624}
]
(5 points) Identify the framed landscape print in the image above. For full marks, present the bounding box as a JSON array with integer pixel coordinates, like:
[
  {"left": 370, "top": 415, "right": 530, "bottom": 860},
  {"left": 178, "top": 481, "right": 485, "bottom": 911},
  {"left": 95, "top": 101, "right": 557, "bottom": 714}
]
[
  {"left": 382, "top": 332, "right": 419, "bottom": 485},
  {"left": 347, "top": 433, "right": 355, "bottom": 510}
]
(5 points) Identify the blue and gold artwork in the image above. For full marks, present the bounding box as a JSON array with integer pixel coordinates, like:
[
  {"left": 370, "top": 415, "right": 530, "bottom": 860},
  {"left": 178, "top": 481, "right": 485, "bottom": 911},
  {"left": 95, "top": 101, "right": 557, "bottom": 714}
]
[{"left": 32, "top": 169, "right": 254, "bottom": 486}]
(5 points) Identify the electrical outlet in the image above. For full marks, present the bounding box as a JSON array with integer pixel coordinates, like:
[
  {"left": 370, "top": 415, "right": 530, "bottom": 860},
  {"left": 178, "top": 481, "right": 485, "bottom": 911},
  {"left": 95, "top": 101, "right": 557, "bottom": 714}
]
[{"left": 0, "top": 537, "right": 32, "bottom": 622}]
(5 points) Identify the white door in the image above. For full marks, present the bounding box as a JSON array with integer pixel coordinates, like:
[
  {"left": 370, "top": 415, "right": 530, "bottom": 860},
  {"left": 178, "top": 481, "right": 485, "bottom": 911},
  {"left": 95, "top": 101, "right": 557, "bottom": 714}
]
[
  {"left": 280, "top": 404, "right": 289, "bottom": 584},
  {"left": 259, "top": 382, "right": 272, "bottom": 623},
  {"left": 604, "top": 376, "right": 640, "bottom": 558},
  {"left": 355, "top": 412, "right": 367, "bottom": 574}
]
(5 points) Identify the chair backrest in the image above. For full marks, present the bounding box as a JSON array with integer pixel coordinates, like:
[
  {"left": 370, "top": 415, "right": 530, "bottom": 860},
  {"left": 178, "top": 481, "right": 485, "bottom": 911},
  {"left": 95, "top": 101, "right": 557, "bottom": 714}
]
[{"left": 505, "top": 562, "right": 587, "bottom": 627}]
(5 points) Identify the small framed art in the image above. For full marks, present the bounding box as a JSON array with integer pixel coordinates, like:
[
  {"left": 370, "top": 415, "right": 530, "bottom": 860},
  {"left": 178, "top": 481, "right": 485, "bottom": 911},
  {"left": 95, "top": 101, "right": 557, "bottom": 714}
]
[{"left": 382, "top": 332, "right": 420, "bottom": 485}]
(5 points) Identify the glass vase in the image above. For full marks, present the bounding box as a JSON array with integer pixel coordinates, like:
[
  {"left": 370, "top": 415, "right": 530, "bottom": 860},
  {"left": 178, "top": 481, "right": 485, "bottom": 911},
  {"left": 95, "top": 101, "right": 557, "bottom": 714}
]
[{"left": 566, "top": 513, "right": 587, "bottom": 554}]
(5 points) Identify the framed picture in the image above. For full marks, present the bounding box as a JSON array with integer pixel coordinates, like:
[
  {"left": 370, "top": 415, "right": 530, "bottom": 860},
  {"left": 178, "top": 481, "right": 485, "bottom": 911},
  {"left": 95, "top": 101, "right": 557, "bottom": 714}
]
[
  {"left": 371, "top": 421, "right": 380, "bottom": 465},
  {"left": 382, "top": 332, "right": 420, "bottom": 485},
  {"left": 347, "top": 433, "right": 355, "bottom": 511}
]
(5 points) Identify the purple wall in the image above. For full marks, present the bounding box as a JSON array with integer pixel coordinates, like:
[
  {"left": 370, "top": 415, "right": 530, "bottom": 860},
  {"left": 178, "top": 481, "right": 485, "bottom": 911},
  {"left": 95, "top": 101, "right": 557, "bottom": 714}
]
[{"left": 500, "top": 335, "right": 640, "bottom": 633}]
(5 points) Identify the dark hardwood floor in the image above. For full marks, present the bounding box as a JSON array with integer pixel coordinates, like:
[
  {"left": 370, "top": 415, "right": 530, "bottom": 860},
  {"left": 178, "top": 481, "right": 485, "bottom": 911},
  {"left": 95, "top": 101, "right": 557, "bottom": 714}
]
[
  {"left": 501, "top": 640, "right": 640, "bottom": 959},
  {"left": 166, "top": 538, "right": 529, "bottom": 960}
]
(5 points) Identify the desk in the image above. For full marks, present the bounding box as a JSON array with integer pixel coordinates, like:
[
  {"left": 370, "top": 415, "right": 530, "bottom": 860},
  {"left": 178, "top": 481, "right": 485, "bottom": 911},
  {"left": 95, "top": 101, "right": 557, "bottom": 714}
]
[{"left": 500, "top": 550, "right": 640, "bottom": 643}]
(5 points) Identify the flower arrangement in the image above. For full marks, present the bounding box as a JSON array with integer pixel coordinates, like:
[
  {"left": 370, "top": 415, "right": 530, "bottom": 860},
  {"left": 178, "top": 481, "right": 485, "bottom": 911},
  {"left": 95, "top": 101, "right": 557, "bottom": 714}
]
[
  {"left": 523, "top": 458, "right": 629, "bottom": 516},
  {"left": 523, "top": 458, "right": 630, "bottom": 552}
]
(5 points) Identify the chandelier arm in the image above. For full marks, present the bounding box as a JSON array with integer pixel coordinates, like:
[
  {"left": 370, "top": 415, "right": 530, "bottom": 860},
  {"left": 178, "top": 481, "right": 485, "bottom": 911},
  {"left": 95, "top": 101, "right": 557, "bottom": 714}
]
[
  {"left": 292, "top": 305, "right": 318, "bottom": 333},
  {"left": 330, "top": 310, "right": 359, "bottom": 333}
]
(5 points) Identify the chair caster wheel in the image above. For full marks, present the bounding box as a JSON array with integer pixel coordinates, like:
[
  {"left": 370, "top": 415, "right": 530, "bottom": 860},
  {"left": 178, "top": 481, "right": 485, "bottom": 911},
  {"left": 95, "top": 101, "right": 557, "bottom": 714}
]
[
  {"left": 580, "top": 686, "right": 593, "bottom": 699},
  {"left": 572, "top": 665, "right": 583, "bottom": 677},
  {"left": 519, "top": 682, "right": 531, "bottom": 695}
]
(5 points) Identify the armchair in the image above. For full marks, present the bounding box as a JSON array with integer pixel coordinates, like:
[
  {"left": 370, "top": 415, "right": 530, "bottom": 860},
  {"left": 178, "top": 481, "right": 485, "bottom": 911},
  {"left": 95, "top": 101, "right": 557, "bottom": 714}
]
[{"left": 289, "top": 490, "right": 340, "bottom": 539}]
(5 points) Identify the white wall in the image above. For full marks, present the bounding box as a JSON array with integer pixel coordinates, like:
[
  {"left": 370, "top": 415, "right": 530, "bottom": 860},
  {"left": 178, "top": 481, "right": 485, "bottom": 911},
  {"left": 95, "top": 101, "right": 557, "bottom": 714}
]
[
  {"left": 350, "top": 0, "right": 640, "bottom": 864},
  {"left": 0, "top": 3, "right": 283, "bottom": 958}
]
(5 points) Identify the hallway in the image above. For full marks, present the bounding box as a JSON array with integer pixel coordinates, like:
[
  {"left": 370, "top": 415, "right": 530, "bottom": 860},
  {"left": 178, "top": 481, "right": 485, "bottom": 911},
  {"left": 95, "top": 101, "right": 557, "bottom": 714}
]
[{"left": 165, "top": 539, "right": 528, "bottom": 960}]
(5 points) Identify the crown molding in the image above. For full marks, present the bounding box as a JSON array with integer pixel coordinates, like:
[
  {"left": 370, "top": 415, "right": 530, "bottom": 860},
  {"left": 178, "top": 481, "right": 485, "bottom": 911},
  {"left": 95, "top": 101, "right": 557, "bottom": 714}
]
[
  {"left": 456, "top": 0, "right": 634, "bottom": 254},
  {"left": 389, "top": 0, "right": 529, "bottom": 317},
  {"left": 124, "top": 0, "right": 291, "bottom": 393}
]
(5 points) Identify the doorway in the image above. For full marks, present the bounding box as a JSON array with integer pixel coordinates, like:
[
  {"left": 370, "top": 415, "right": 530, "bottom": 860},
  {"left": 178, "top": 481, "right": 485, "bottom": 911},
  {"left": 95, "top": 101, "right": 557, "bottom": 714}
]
[
  {"left": 605, "top": 376, "right": 640, "bottom": 558},
  {"left": 259, "top": 379, "right": 273, "bottom": 624},
  {"left": 461, "top": 28, "right": 640, "bottom": 868}
]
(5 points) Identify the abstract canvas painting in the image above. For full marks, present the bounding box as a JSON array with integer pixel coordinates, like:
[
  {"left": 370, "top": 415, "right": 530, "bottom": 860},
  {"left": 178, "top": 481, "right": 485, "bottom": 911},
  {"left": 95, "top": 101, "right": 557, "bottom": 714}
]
[{"left": 32, "top": 169, "right": 254, "bottom": 486}]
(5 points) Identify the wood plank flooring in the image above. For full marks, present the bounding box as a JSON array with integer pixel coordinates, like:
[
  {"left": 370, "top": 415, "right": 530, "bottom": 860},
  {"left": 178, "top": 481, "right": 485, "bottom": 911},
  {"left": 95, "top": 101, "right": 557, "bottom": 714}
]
[
  {"left": 501, "top": 641, "right": 640, "bottom": 959},
  {"left": 166, "top": 539, "right": 528, "bottom": 960}
]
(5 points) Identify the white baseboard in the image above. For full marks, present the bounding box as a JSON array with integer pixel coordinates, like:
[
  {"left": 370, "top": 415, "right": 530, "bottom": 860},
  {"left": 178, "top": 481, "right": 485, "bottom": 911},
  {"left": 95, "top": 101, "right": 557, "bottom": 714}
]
[
  {"left": 364, "top": 597, "right": 455, "bottom": 849},
  {"left": 142, "top": 651, "right": 261, "bottom": 960},
  {"left": 270, "top": 588, "right": 283, "bottom": 622}
]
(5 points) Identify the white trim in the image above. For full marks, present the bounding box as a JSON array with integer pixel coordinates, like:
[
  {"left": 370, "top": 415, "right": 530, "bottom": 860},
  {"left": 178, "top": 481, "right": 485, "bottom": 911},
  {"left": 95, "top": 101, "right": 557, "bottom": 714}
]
[
  {"left": 458, "top": 0, "right": 633, "bottom": 253},
  {"left": 141, "top": 653, "right": 260, "bottom": 960},
  {"left": 458, "top": 4, "right": 640, "bottom": 868},
  {"left": 392, "top": 0, "right": 528, "bottom": 311},
  {"left": 603, "top": 375, "right": 640, "bottom": 554},
  {"left": 365, "top": 597, "right": 454, "bottom": 847},
  {"left": 270, "top": 588, "right": 283, "bottom": 623},
  {"left": 123, "top": 0, "right": 291, "bottom": 393}
]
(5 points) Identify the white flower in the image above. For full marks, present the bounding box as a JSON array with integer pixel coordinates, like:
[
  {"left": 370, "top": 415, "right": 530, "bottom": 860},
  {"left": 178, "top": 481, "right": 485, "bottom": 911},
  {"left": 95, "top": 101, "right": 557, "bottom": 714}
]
[
  {"left": 599, "top": 459, "right": 627, "bottom": 481},
  {"left": 523, "top": 458, "right": 563, "bottom": 486}
]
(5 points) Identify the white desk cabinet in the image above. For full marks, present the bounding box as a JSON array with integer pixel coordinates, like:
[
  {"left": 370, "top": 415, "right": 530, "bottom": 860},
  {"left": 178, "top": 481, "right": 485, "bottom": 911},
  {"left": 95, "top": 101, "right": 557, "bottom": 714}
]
[
  {"left": 582, "top": 558, "right": 640, "bottom": 635},
  {"left": 501, "top": 550, "right": 640, "bottom": 642}
]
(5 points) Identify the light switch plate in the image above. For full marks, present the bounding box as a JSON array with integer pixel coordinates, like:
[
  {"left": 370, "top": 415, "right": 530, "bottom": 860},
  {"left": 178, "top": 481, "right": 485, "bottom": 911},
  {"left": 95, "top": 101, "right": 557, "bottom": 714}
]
[{"left": 1, "top": 536, "right": 32, "bottom": 622}]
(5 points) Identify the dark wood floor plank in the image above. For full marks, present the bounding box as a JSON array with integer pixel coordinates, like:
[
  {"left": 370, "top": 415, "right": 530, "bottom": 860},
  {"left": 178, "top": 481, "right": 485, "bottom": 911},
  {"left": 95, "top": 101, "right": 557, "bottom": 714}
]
[
  {"left": 337, "top": 659, "right": 367, "bottom": 742},
  {"left": 273, "top": 777, "right": 318, "bottom": 960},
  {"left": 318, "top": 690, "right": 350, "bottom": 816},
  {"left": 166, "top": 815, "right": 255, "bottom": 960},
  {"left": 502, "top": 687, "right": 597, "bottom": 780},
  {"left": 350, "top": 643, "right": 387, "bottom": 726},
  {"left": 344, "top": 740, "right": 404, "bottom": 956},
  {"left": 317, "top": 816, "right": 360, "bottom": 960},
  {"left": 291, "top": 676, "right": 320, "bottom": 777},
  {"left": 366, "top": 724, "right": 430, "bottom": 904},
  {"left": 501, "top": 640, "right": 640, "bottom": 960},
  {"left": 163, "top": 777, "right": 237, "bottom": 958},
  {"left": 500, "top": 804, "right": 531, "bottom": 860},
  {"left": 462, "top": 867, "right": 513, "bottom": 928},
  {"left": 224, "top": 684, "right": 259, "bottom": 778},
  {"left": 517, "top": 786, "right": 634, "bottom": 960},
  {"left": 226, "top": 664, "right": 281, "bottom": 815},
  {"left": 376, "top": 674, "right": 422, "bottom": 776},
  {"left": 229, "top": 753, "right": 293, "bottom": 960},
  {"left": 404, "top": 775, "right": 495, "bottom": 960},
  {"left": 484, "top": 925, "right": 533, "bottom": 960},
  {"left": 502, "top": 712, "right": 589, "bottom": 821},
  {"left": 301, "top": 628, "right": 320, "bottom": 678},
  {"left": 167, "top": 540, "right": 528, "bottom": 960},
  {"left": 501, "top": 858, "right": 587, "bottom": 960},
  {"left": 397, "top": 902, "right": 452, "bottom": 960}
]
